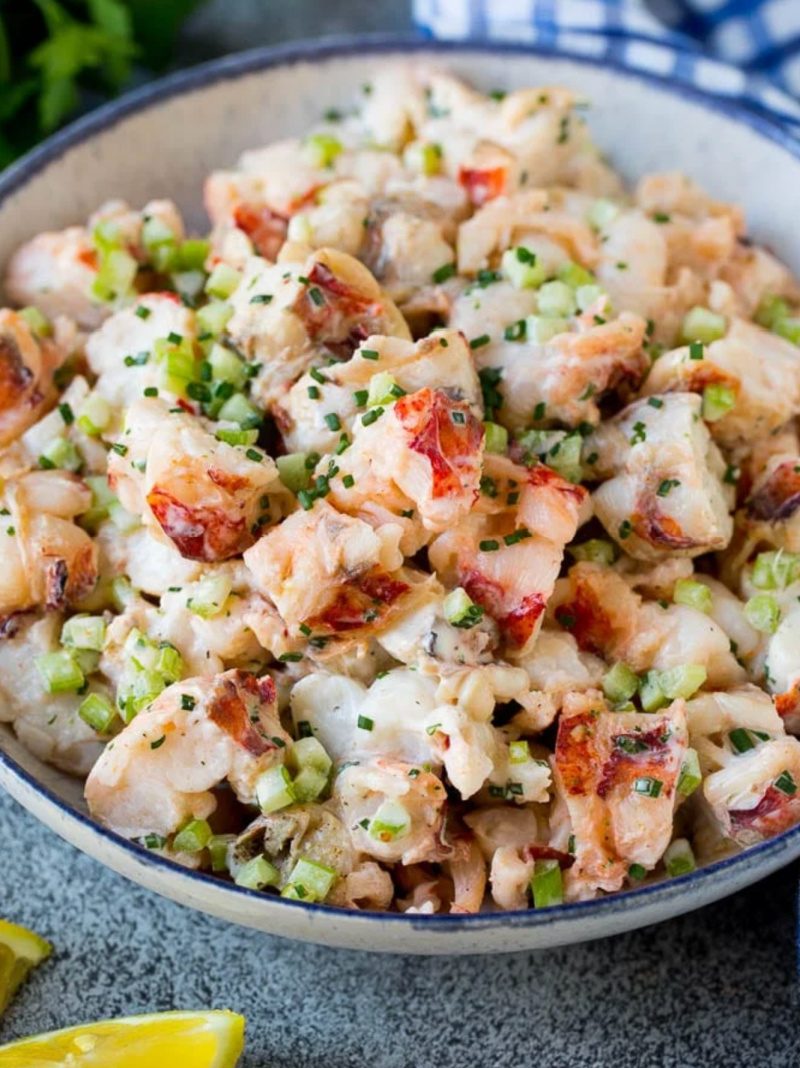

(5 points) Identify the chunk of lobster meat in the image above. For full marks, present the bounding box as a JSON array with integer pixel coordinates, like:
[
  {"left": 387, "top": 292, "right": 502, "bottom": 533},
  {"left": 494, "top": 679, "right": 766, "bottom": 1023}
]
[
  {"left": 327, "top": 387, "right": 484, "bottom": 534},
  {"left": 290, "top": 668, "right": 440, "bottom": 767},
  {"left": 466, "top": 309, "right": 647, "bottom": 432},
  {"left": 762, "top": 604, "right": 800, "bottom": 734},
  {"left": 551, "top": 562, "right": 745, "bottom": 688},
  {"left": 693, "top": 575, "right": 764, "bottom": 666},
  {"left": 94, "top": 523, "right": 204, "bottom": 598},
  {"left": 226, "top": 249, "right": 410, "bottom": 409},
  {"left": 554, "top": 692, "right": 689, "bottom": 896},
  {"left": 733, "top": 452, "right": 800, "bottom": 565},
  {"left": 642, "top": 318, "right": 800, "bottom": 452},
  {"left": 108, "top": 398, "right": 286, "bottom": 562},
  {"left": 456, "top": 189, "right": 599, "bottom": 275},
  {"left": 703, "top": 736, "right": 800, "bottom": 847},
  {"left": 333, "top": 759, "right": 450, "bottom": 865},
  {"left": 5, "top": 199, "right": 184, "bottom": 330},
  {"left": 0, "top": 471, "right": 97, "bottom": 615},
  {"left": 275, "top": 330, "right": 481, "bottom": 457},
  {"left": 85, "top": 670, "right": 288, "bottom": 841},
  {"left": 685, "top": 686, "right": 783, "bottom": 773},
  {"left": 429, "top": 455, "right": 587, "bottom": 655},
  {"left": 585, "top": 392, "right": 734, "bottom": 560},
  {"left": 243, "top": 499, "right": 414, "bottom": 638},
  {"left": 0, "top": 309, "right": 72, "bottom": 447},
  {"left": 720, "top": 247, "right": 800, "bottom": 319},
  {"left": 512, "top": 629, "right": 605, "bottom": 731},
  {"left": 465, "top": 804, "right": 540, "bottom": 860},
  {"left": 85, "top": 293, "right": 196, "bottom": 411},
  {"left": 0, "top": 613, "right": 105, "bottom": 775},
  {"left": 446, "top": 839, "right": 488, "bottom": 914}
]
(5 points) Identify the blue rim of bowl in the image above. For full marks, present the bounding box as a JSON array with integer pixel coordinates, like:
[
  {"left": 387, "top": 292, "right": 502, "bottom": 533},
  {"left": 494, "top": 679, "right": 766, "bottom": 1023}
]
[{"left": 1, "top": 32, "right": 800, "bottom": 933}]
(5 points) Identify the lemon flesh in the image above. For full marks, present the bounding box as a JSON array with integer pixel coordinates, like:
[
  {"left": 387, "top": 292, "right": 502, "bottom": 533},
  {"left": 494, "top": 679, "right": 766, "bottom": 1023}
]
[
  {"left": 0, "top": 1010, "right": 245, "bottom": 1068},
  {"left": 0, "top": 919, "right": 52, "bottom": 1016}
]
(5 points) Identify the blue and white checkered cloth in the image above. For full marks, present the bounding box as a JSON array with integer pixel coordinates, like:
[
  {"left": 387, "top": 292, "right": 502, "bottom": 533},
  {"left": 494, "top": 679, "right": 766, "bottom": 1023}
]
[{"left": 413, "top": 0, "right": 800, "bottom": 127}]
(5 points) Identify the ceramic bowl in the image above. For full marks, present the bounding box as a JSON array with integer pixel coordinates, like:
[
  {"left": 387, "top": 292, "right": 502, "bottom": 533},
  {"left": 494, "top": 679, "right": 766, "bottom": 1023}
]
[{"left": 2, "top": 35, "right": 800, "bottom": 955}]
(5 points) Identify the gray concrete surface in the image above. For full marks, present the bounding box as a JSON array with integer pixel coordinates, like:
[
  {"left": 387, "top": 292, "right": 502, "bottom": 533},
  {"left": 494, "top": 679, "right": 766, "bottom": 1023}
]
[{"left": 4, "top": 3, "right": 800, "bottom": 1065}]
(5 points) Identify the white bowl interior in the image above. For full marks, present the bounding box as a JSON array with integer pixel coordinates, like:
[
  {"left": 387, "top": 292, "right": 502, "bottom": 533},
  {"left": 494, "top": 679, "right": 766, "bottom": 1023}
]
[{"left": 2, "top": 42, "right": 800, "bottom": 952}]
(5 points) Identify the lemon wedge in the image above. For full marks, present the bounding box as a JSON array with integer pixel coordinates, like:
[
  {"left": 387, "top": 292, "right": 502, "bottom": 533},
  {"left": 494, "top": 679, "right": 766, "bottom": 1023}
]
[
  {"left": 0, "top": 1010, "right": 245, "bottom": 1067},
  {"left": 0, "top": 919, "right": 52, "bottom": 1017}
]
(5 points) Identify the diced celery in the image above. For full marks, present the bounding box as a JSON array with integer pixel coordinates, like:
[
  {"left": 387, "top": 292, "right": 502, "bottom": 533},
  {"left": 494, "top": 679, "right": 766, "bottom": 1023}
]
[
  {"left": 277, "top": 452, "right": 311, "bottom": 494},
  {"left": 155, "top": 643, "right": 183, "bottom": 684},
  {"left": 304, "top": 133, "right": 343, "bottom": 168},
  {"left": 673, "top": 579, "right": 712, "bottom": 614},
  {"left": 638, "top": 670, "right": 667, "bottom": 713},
  {"left": 284, "top": 857, "right": 337, "bottom": 902},
  {"left": 172, "top": 269, "right": 206, "bottom": 302},
  {"left": 367, "top": 371, "right": 402, "bottom": 407},
  {"left": 483, "top": 421, "right": 508, "bottom": 454},
  {"left": 603, "top": 662, "right": 639, "bottom": 705},
  {"left": 80, "top": 474, "right": 116, "bottom": 530},
  {"left": 123, "top": 627, "right": 157, "bottom": 669},
  {"left": 196, "top": 301, "right": 233, "bottom": 338},
  {"left": 215, "top": 426, "right": 259, "bottom": 447},
  {"left": 177, "top": 239, "right": 211, "bottom": 271},
  {"left": 403, "top": 141, "right": 442, "bottom": 176},
  {"left": 443, "top": 588, "right": 484, "bottom": 629},
  {"left": 702, "top": 384, "right": 735, "bottom": 422},
  {"left": 235, "top": 855, "right": 280, "bottom": 890},
  {"left": 291, "top": 736, "right": 333, "bottom": 775},
  {"left": 208, "top": 343, "right": 246, "bottom": 388},
  {"left": 556, "top": 262, "right": 595, "bottom": 289},
  {"left": 61, "top": 614, "right": 106, "bottom": 652},
  {"left": 587, "top": 198, "right": 621, "bottom": 231},
  {"left": 35, "top": 651, "right": 84, "bottom": 694},
  {"left": 537, "top": 281, "right": 577, "bottom": 318},
  {"left": 751, "top": 549, "right": 800, "bottom": 591},
  {"left": 187, "top": 574, "right": 232, "bottom": 619},
  {"left": 19, "top": 306, "right": 52, "bottom": 338},
  {"left": 78, "top": 692, "right": 117, "bottom": 734},
  {"left": 40, "top": 437, "right": 81, "bottom": 472},
  {"left": 530, "top": 858, "right": 563, "bottom": 908},
  {"left": 72, "top": 648, "right": 100, "bottom": 676},
  {"left": 545, "top": 431, "right": 583, "bottom": 484},
  {"left": 92, "top": 218, "right": 122, "bottom": 254},
  {"left": 369, "top": 801, "right": 411, "bottom": 843},
  {"left": 205, "top": 263, "right": 242, "bottom": 300},
  {"left": 111, "top": 576, "right": 136, "bottom": 612},
  {"left": 500, "top": 247, "right": 546, "bottom": 290},
  {"left": 509, "top": 739, "right": 530, "bottom": 764},
  {"left": 664, "top": 837, "right": 696, "bottom": 877},
  {"left": 525, "top": 315, "right": 570, "bottom": 344},
  {"left": 217, "top": 392, "right": 262, "bottom": 429},
  {"left": 142, "top": 216, "right": 179, "bottom": 272},
  {"left": 575, "top": 284, "right": 607, "bottom": 312},
  {"left": 744, "top": 593, "right": 781, "bottom": 634},
  {"left": 680, "top": 306, "right": 726, "bottom": 344},
  {"left": 77, "top": 393, "right": 111, "bottom": 436},
  {"left": 568, "top": 539, "right": 617, "bottom": 566},
  {"left": 775, "top": 318, "right": 800, "bottom": 346},
  {"left": 172, "top": 818, "right": 212, "bottom": 854},
  {"left": 292, "top": 766, "right": 330, "bottom": 803},
  {"left": 256, "top": 764, "right": 297, "bottom": 814},
  {"left": 755, "top": 296, "right": 789, "bottom": 329},
  {"left": 92, "top": 248, "right": 138, "bottom": 303},
  {"left": 677, "top": 748, "right": 702, "bottom": 796},
  {"left": 287, "top": 214, "right": 314, "bottom": 243},
  {"left": 108, "top": 499, "right": 140, "bottom": 533},
  {"left": 658, "top": 664, "right": 707, "bottom": 700},
  {"left": 208, "top": 833, "right": 235, "bottom": 873},
  {"left": 119, "top": 669, "right": 165, "bottom": 722}
]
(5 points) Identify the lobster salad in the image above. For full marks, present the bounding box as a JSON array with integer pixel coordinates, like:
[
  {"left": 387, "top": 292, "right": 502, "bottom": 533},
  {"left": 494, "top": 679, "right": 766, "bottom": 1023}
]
[{"left": 2, "top": 68, "right": 800, "bottom": 915}]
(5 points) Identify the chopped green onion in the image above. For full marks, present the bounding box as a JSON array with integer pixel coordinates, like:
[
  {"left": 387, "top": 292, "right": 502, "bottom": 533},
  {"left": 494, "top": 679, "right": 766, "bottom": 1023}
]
[
  {"left": 483, "top": 421, "right": 508, "bottom": 454},
  {"left": 751, "top": 550, "right": 800, "bottom": 591},
  {"left": 530, "top": 859, "right": 563, "bottom": 908},
  {"left": 673, "top": 579, "right": 712, "bottom": 615},
  {"left": 681, "top": 306, "right": 726, "bottom": 345},
  {"left": 78, "top": 692, "right": 117, "bottom": 733},
  {"left": 664, "top": 838, "right": 696, "bottom": 877},
  {"left": 235, "top": 855, "right": 280, "bottom": 890},
  {"left": 500, "top": 246, "right": 546, "bottom": 290},
  {"left": 205, "top": 263, "right": 242, "bottom": 300},
  {"left": 443, "top": 588, "right": 484, "bottom": 629},
  {"left": 702, "top": 384, "right": 735, "bottom": 422},
  {"left": 172, "top": 818, "right": 212, "bottom": 854},
  {"left": 35, "top": 651, "right": 84, "bottom": 694},
  {"left": 256, "top": 764, "right": 297, "bottom": 814},
  {"left": 603, "top": 662, "right": 639, "bottom": 705},
  {"left": 677, "top": 749, "right": 702, "bottom": 796},
  {"left": 744, "top": 593, "right": 781, "bottom": 634}
]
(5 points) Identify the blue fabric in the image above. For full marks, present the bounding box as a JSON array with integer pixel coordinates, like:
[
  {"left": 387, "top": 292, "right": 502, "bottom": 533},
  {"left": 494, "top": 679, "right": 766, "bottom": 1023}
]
[{"left": 413, "top": 0, "right": 800, "bottom": 126}]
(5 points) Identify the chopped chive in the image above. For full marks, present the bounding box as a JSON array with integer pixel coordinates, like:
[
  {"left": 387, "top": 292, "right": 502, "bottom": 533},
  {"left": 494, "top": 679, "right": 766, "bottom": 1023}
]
[
  {"left": 342, "top": 474, "right": 355, "bottom": 488},
  {"left": 135, "top": 305, "right": 151, "bottom": 319},
  {"left": 618, "top": 519, "right": 632, "bottom": 540},
  {"left": 250, "top": 294, "right": 273, "bottom": 305},
  {"left": 689, "top": 341, "right": 704, "bottom": 360},
  {"left": 361, "top": 407, "right": 384, "bottom": 426},
  {"left": 479, "top": 539, "right": 500, "bottom": 552},
  {"left": 432, "top": 262, "right": 457, "bottom": 284},
  {"left": 308, "top": 385, "right": 320, "bottom": 399},
  {"left": 58, "top": 403, "right": 74, "bottom": 425},
  {"left": 470, "top": 334, "right": 490, "bottom": 350},
  {"left": 353, "top": 389, "right": 368, "bottom": 406},
  {"left": 357, "top": 715, "right": 374, "bottom": 731},
  {"left": 657, "top": 479, "right": 680, "bottom": 497},
  {"left": 361, "top": 349, "right": 379, "bottom": 361},
  {"left": 647, "top": 397, "right": 664, "bottom": 408},
  {"left": 324, "top": 412, "right": 341, "bottom": 432},
  {"left": 245, "top": 448, "right": 262, "bottom": 462}
]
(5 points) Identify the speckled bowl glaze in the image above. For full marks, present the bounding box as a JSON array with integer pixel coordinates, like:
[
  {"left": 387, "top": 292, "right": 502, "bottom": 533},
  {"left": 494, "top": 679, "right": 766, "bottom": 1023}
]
[{"left": 2, "top": 36, "right": 800, "bottom": 955}]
